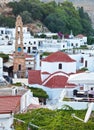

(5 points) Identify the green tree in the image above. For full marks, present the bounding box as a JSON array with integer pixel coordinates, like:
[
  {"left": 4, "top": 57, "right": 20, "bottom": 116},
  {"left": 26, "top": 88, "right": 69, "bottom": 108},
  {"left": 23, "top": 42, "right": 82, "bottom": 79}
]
[
  {"left": 0, "top": 53, "right": 9, "bottom": 62},
  {"left": 78, "top": 7, "right": 94, "bottom": 35},
  {"left": 20, "top": 11, "right": 33, "bottom": 24}
]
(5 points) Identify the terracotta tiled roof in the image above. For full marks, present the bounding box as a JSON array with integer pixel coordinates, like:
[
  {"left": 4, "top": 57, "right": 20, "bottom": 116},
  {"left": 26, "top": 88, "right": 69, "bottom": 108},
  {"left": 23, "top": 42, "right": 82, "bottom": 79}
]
[
  {"left": 28, "top": 70, "right": 42, "bottom": 85},
  {"left": 0, "top": 96, "right": 21, "bottom": 113},
  {"left": 42, "top": 51, "right": 75, "bottom": 62},
  {"left": 27, "top": 104, "right": 41, "bottom": 110},
  {"left": 41, "top": 71, "right": 50, "bottom": 74},
  {"left": 75, "top": 34, "right": 85, "bottom": 38},
  {"left": 43, "top": 75, "right": 68, "bottom": 88},
  {"left": 41, "top": 71, "right": 69, "bottom": 88},
  {"left": 65, "top": 83, "right": 77, "bottom": 88}
]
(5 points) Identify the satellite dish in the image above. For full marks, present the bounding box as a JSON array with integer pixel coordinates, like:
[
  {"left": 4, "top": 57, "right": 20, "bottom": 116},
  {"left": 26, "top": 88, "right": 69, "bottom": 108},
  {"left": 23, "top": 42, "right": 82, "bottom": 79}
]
[{"left": 72, "top": 102, "right": 94, "bottom": 123}]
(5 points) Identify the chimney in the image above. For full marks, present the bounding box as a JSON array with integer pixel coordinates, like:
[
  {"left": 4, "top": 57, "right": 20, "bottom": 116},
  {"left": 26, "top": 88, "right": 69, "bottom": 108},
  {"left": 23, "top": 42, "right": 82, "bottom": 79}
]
[{"left": 12, "top": 87, "right": 18, "bottom": 95}]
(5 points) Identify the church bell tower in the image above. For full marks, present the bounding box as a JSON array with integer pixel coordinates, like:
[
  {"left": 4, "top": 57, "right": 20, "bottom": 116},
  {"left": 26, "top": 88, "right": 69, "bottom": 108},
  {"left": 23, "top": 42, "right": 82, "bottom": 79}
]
[{"left": 13, "top": 15, "right": 26, "bottom": 78}]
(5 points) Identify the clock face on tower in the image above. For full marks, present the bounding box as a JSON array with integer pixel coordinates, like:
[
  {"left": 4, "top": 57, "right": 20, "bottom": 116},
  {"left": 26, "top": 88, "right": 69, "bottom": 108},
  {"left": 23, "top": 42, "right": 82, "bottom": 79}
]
[{"left": 17, "top": 47, "right": 22, "bottom": 52}]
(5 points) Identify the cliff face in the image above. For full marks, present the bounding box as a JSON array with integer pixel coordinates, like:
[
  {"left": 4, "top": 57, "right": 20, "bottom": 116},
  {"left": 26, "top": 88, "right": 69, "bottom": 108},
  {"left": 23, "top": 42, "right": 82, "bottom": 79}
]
[{"left": 41, "top": 0, "right": 94, "bottom": 28}]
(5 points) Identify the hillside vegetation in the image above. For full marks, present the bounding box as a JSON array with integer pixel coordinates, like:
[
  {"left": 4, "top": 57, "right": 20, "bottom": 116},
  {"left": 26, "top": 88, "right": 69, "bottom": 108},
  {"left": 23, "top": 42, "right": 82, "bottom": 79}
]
[
  {"left": 14, "top": 108, "right": 94, "bottom": 130},
  {"left": 0, "top": 0, "right": 93, "bottom": 36}
]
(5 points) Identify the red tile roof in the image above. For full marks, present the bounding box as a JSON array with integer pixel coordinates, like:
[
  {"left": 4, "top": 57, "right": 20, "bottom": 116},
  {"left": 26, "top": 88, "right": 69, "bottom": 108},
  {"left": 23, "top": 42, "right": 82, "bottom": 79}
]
[
  {"left": 28, "top": 70, "right": 42, "bottom": 85},
  {"left": 65, "top": 83, "right": 77, "bottom": 88},
  {"left": 27, "top": 104, "right": 41, "bottom": 110},
  {"left": 42, "top": 51, "right": 75, "bottom": 62},
  {"left": 75, "top": 34, "right": 85, "bottom": 38},
  {"left": 41, "top": 71, "right": 50, "bottom": 74},
  {"left": 42, "top": 71, "right": 69, "bottom": 88},
  {"left": 0, "top": 96, "right": 21, "bottom": 114},
  {"left": 43, "top": 75, "right": 68, "bottom": 88}
]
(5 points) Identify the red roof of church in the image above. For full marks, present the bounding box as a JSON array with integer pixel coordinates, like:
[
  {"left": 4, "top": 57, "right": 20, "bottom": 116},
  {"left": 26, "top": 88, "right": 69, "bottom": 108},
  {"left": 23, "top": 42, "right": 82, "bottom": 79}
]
[
  {"left": 43, "top": 75, "right": 68, "bottom": 88},
  {"left": 75, "top": 34, "right": 85, "bottom": 38},
  {"left": 42, "top": 51, "right": 75, "bottom": 62},
  {"left": 0, "top": 96, "right": 21, "bottom": 114},
  {"left": 28, "top": 70, "right": 42, "bottom": 85}
]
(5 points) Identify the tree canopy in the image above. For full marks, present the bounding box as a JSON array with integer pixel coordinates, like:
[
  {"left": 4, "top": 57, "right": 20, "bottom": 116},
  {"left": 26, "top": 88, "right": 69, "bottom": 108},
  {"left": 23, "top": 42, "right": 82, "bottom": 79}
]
[
  {"left": 14, "top": 108, "right": 94, "bottom": 130},
  {"left": 28, "top": 87, "right": 48, "bottom": 98},
  {"left": 1, "top": 0, "right": 92, "bottom": 36}
]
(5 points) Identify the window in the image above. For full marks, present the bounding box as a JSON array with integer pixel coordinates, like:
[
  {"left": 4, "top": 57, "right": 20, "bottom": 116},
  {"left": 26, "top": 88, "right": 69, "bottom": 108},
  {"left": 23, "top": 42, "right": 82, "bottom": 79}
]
[
  {"left": 91, "top": 87, "right": 93, "bottom": 90},
  {"left": 81, "top": 57, "right": 84, "bottom": 63},
  {"left": 85, "top": 60, "right": 87, "bottom": 67},
  {"left": 18, "top": 27, "right": 20, "bottom": 34},
  {"left": 71, "top": 43, "right": 73, "bottom": 46},
  {"left": 76, "top": 43, "right": 78, "bottom": 46},
  {"left": 32, "top": 47, "right": 37, "bottom": 50},
  {"left": 28, "top": 47, "right": 30, "bottom": 53},
  {"left": 18, "top": 64, "right": 21, "bottom": 71},
  {"left": 34, "top": 41, "right": 36, "bottom": 44},
  {"left": 1, "top": 30, "right": 3, "bottom": 34},
  {"left": 58, "top": 63, "right": 62, "bottom": 69},
  {"left": 80, "top": 87, "right": 83, "bottom": 90}
]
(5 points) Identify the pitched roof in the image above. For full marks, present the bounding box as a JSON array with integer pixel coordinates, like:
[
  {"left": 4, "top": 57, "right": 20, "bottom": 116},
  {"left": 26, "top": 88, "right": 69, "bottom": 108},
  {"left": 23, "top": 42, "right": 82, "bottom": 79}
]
[
  {"left": 27, "top": 104, "right": 41, "bottom": 110},
  {"left": 75, "top": 34, "right": 85, "bottom": 38},
  {"left": 65, "top": 83, "right": 77, "bottom": 88},
  {"left": 0, "top": 96, "right": 21, "bottom": 113},
  {"left": 28, "top": 70, "right": 42, "bottom": 85},
  {"left": 43, "top": 75, "right": 68, "bottom": 88},
  {"left": 42, "top": 51, "right": 75, "bottom": 62},
  {"left": 42, "top": 71, "right": 69, "bottom": 89},
  {"left": 41, "top": 71, "right": 50, "bottom": 74}
]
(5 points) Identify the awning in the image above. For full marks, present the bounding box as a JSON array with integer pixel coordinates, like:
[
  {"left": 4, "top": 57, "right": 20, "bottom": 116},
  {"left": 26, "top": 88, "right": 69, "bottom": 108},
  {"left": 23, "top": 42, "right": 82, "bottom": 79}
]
[{"left": 68, "top": 72, "right": 94, "bottom": 84}]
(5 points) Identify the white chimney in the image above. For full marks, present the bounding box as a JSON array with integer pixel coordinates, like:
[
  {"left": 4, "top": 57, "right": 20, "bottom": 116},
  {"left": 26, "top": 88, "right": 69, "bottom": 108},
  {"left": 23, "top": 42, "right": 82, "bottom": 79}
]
[{"left": 12, "top": 87, "right": 18, "bottom": 95}]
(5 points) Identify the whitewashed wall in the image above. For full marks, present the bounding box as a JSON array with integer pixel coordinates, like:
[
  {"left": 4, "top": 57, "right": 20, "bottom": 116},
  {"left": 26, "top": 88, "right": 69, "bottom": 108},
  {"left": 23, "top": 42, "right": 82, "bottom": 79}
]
[
  {"left": 41, "top": 61, "right": 76, "bottom": 74},
  {"left": 58, "top": 101, "right": 94, "bottom": 110},
  {"left": 20, "top": 89, "right": 39, "bottom": 112},
  {"left": 0, "top": 58, "right": 3, "bottom": 77},
  {"left": 0, "top": 113, "right": 13, "bottom": 130}
]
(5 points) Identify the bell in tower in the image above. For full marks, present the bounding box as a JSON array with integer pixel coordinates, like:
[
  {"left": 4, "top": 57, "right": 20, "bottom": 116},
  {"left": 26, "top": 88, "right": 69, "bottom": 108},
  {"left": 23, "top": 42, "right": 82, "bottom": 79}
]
[{"left": 13, "top": 15, "right": 26, "bottom": 78}]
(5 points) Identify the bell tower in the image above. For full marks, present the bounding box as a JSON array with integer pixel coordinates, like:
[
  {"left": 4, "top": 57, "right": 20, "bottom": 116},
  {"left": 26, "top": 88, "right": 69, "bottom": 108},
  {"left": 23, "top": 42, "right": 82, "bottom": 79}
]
[{"left": 13, "top": 15, "right": 26, "bottom": 78}]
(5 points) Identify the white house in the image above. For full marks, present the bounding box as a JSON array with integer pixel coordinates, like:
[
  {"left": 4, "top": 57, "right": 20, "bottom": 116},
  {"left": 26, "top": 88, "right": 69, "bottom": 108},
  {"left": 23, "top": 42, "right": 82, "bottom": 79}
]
[
  {"left": 0, "top": 58, "right": 3, "bottom": 77},
  {"left": 0, "top": 85, "right": 39, "bottom": 129},
  {"left": 28, "top": 51, "right": 77, "bottom": 100},
  {"left": 69, "top": 52, "right": 94, "bottom": 72},
  {"left": 0, "top": 112, "right": 14, "bottom": 130},
  {"left": 0, "top": 27, "right": 87, "bottom": 54}
]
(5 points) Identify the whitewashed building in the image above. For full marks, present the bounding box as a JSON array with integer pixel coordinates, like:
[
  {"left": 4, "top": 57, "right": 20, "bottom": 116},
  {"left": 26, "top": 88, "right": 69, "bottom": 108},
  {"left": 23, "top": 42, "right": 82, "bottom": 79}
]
[
  {"left": 0, "top": 27, "right": 87, "bottom": 54},
  {"left": 28, "top": 51, "right": 77, "bottom": 100},
  {"left": 0, "top": 58, "right": 3, "bottom": 77}
]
